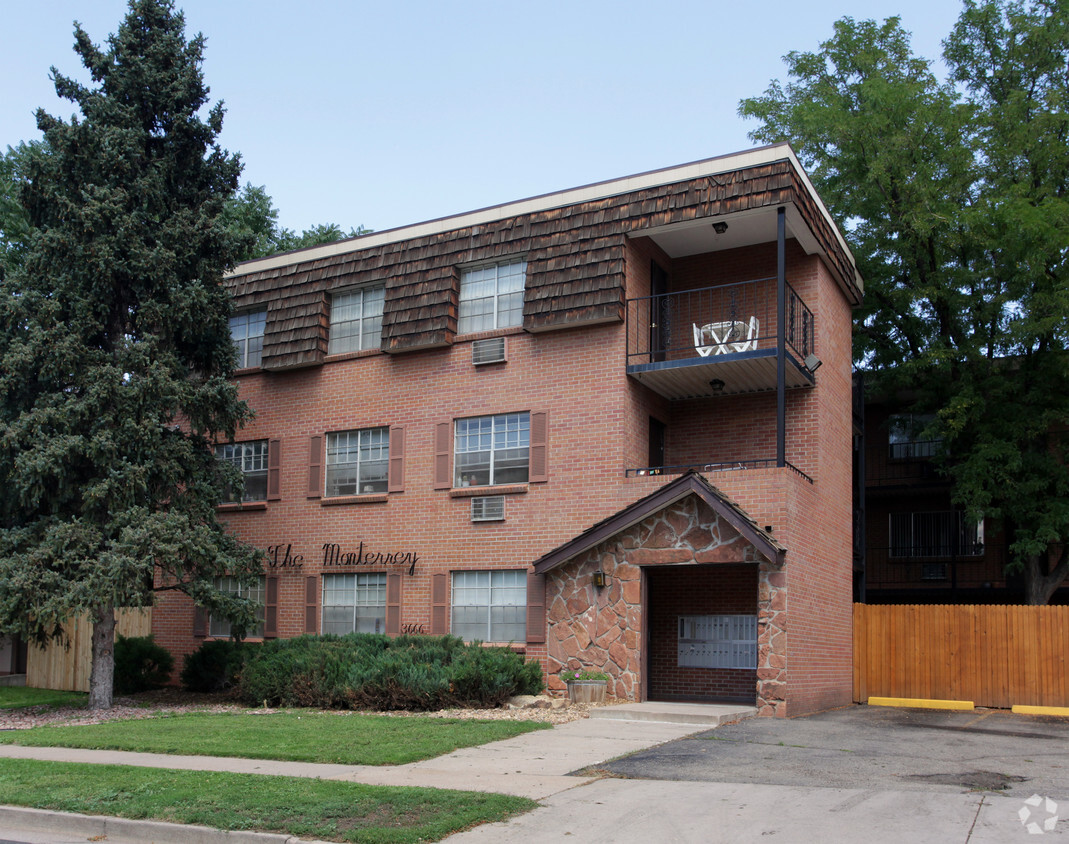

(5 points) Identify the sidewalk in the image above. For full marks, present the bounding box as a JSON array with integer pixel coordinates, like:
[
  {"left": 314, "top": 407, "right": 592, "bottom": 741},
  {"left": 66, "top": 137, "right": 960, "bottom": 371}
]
[{"left": 0, "top": 705, "right": 725, "bottom": 844}]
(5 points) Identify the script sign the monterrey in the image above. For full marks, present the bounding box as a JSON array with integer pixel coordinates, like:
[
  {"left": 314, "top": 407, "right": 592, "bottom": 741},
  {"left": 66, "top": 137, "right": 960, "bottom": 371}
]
[{"left": 322, "top": 542, "right": 419, "bottom": 576}]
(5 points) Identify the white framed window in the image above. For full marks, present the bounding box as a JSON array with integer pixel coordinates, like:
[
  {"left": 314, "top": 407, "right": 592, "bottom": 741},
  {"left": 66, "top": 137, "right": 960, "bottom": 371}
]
[
  {"left": 454, "top": 412, "right": 529, "bottom": 487},
  {"left": 326, "top": 427, "right": 389, "bottom": 496},
  {"left": 329, "top": 285, "right": 385, "bottom": 354},
  {"left": 215, "top": 440, "right": 268, "bottom": 502},
  {"left": 458, "top": 259, "right": 526, "bottom": 334},
  {"left": 889, "top": 511, "right": 984, "bottom": 558},
  {"left": 888, "top": 413, "right": 941, "bottom": 459},
  {"left": 210, "top": 576, "right": 265, "bottom": 639},
  {"left": 322, "top": 573, "right": 387, "bottom": 635},
  {"left": 451, "top": 570, "right": 526, "bottom": 642},
  {"left": 230, "top": 310, "right": 266, "bottom": 369}
]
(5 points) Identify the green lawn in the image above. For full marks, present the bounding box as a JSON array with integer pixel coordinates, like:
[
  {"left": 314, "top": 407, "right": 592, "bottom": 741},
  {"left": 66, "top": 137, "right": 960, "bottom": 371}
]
[
  {"left": 0, "top": 710, "right": 550, "bottom": 765},
  {"left": 0, "top": 758, "right": 535, "bottom": 843},
  {"left": 0, "top": 687, "right": 86, "bottom": 710}
]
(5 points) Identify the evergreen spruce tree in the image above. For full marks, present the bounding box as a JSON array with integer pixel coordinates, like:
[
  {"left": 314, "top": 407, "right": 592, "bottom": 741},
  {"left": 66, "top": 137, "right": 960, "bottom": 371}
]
[{"left": 0, "top": 0, "right": 263, "bottom": 707}]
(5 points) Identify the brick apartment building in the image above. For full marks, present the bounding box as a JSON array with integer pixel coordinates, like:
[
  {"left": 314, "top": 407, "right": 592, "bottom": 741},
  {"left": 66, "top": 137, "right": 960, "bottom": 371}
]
[
  {"left": 853, "top": 379, "right": 1069, "bottom": 605},
  {"left": 152, "top": 143, "right": 863, "bottom": 717}
]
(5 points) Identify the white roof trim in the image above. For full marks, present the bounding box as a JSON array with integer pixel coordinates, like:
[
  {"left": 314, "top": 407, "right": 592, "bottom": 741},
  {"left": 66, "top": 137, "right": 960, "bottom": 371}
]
[{"left": 231, "top": 143, "right": 857, "bottom": 286}]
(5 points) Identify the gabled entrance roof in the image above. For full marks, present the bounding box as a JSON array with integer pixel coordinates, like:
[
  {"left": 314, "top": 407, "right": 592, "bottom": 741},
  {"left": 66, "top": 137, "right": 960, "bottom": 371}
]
[{"left": 532, "top": 471, "right": 785, "bottom": 574}]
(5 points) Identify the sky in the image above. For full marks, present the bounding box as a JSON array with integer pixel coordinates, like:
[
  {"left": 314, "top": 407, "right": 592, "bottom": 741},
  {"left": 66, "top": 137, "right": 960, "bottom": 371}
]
[{"left": 1, "top": 0, "right": 965, "bottom": 235}]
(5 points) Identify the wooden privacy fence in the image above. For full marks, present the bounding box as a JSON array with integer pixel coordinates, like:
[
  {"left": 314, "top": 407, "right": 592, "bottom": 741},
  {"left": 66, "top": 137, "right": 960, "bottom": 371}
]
[
  {"left": 26, "top": 609, "right": 152, "bottom": 693},
  {"left": 854, "top": 603, "right": 1069, "bottom": 709}
]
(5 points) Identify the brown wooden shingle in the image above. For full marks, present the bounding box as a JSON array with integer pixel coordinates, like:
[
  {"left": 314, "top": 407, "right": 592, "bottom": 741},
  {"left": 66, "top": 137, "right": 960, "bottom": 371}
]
[{"left": 226, "top": 156, "right": 858, "bottom": 368}]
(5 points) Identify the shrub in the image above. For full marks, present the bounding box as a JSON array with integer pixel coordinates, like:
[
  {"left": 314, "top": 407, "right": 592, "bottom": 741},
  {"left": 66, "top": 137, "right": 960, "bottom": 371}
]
[
  {"left": 181, "top": 639, "right": 258, "bottom": 693},
  {"left": 113, "top": 634, "right": 175, "bottom": 695},
  {"left": 238, "top": 634, "right": 543, "bottom": 710}
]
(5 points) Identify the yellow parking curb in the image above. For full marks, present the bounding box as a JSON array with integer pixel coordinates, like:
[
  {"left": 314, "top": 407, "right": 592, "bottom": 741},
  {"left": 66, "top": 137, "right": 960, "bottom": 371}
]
[
  {"left": 868, "top": 697, "right": 974, "bottom": 711},
  {"left": 1012, "top": 705, "right": 1069, "bottom": 718}
]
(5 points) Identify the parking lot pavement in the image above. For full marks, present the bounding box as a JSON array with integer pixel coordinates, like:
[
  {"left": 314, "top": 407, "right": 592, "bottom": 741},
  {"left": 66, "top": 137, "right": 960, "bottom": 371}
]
[
  {"left": 446, "top": 705, "right": 1069, "bottom": 843},
  {"left": 597, "top": 705, "right": 1069, "bottom": 800}
]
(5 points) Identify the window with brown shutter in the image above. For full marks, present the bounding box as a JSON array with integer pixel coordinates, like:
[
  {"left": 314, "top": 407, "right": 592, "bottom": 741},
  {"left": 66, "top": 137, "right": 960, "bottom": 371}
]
[
  {"left": 192, "top": 606, "right": 208, "bottom": 638},
  {"left": 431, "top": 572, "right": 449, "bottom": 634},
  {"left": 529, "top": 410, "right": 548, "bottom": 483},
  {"left": 264, "top": 576, "right": 279, "bottom": 637},
  {"left": 434, "top": 422, "right": 452, "bottom": 489},
  {"left": 304, "top": 576, "right": 319, "bottom": 633},
  {"left": 307, "top": 436, "right": 323, "bottom": 498},
  {"left": 388, "top": 426, "right": 405, "bottom": 493},
  {"left": 386, "top": 573, "right": 402, "bottom": 636},
  {"left": 267, "top": 439, "right": 282, "bottom": 500},
  {"left": 526, "top": 571, "right": 546, "bottom": 643}
]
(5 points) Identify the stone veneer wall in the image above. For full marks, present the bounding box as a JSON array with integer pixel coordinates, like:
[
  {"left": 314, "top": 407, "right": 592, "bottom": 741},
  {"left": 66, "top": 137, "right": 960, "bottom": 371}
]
[{"left": 546, "top": 493, "right": 788, "bottom": 715}]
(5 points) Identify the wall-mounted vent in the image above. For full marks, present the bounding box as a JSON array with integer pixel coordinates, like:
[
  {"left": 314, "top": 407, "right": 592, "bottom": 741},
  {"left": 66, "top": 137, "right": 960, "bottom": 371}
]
[
  {"left": 471, "top": 496, "right": 505, "bottom": 522},
  {"left": 472, "top": 337, "right": 506, "bottom": 365}
]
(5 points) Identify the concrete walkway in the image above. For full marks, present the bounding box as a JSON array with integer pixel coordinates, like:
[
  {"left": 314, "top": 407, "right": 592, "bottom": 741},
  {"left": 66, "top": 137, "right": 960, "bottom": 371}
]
[
  {"left": 0, "top": 703, "right": 747, "bottom": 844},
  {"left": 0, "top": 704, "right": 748, "bottom": 800},
  {"left": 2, "top": 703, "right": 1046, "bottom": 843}
]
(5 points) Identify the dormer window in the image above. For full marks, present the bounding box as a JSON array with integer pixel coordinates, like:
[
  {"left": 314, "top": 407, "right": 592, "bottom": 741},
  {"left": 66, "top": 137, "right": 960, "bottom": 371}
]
[
  {"left": 329, "top": 285, "right": 385, "bottom": 354},
  {"left": 230, "top": 310, "right": 265, "bottom": 369},
  {"left": 458, "top": 259, "right": 526, "bottom": 333}
]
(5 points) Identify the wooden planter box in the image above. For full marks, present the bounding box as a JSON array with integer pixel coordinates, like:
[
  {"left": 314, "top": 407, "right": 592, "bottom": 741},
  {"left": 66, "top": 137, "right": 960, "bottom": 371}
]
[{"left": 567, "top": 680, "right": 607, "bottom": 704}]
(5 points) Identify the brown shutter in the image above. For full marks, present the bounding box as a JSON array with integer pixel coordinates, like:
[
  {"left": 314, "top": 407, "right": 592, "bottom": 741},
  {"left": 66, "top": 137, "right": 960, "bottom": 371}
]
[
  {"left": 386, "top": 573, "right": 402, "bottom": 636},
  {"left": 529, "top": 411, "right": 549, "bottom": 483},
  {"left": 434, "top": 421, "right": 453, "bottom": 489},
  {"left": 526, "top": 571, "right": 546, "bottom": 643},
  {"left": 388, "top": 426, "right": 405, "bottom": 493},
  {"left": 193, "top": 606, "right": 208, "bottom": 638},
  {"left": 264, "top": 576, "right": 279, "bottom": 638},
  {"left": 304, "top": 576, "right": 318, "bottom": 634},
  {"left": 307, "top": 435, "right": 323, "bottom": 498},
  {"left": 431, "top": 572, "right": 449, "bottom": 634},
  {"left": 267, "top": 439, "right": 282, "bottom": 500}
]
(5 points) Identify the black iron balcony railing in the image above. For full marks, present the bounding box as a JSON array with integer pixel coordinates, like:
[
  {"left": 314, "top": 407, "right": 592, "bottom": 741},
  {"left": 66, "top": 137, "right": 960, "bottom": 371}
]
[
  {"left": 625, "top": 459, "right": 814, "bottom": 484},
  {"left": 625, "top": 277, "right": 815, "bottom": 366},
  {"left": 864, "top": 444, "right": 950, "bottom": 489}
]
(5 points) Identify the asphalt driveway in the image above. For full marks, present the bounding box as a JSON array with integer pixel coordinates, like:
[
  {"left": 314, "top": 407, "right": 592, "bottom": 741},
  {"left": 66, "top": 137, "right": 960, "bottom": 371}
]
[{"left": 596, "top": 704, "right": 1069, "bottom": 800}]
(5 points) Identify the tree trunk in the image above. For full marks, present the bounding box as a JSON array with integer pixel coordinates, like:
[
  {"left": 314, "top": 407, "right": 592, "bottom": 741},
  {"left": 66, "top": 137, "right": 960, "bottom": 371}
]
[
  {"left": 88, "top": 604, "right": 116, "bottom": 710},
  {"left": 1024, "top": 548, "right": 1069, "bottom": 606}
]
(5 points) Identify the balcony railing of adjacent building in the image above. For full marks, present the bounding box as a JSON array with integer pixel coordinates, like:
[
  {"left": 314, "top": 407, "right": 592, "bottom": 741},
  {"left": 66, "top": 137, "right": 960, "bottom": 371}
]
[
  {"left": 860, "top": 543, "right": 1010, "bottom": 598},
  {"left": 864, "top": 444, "right": 950, "bottom": 490},
  {"left": 624, "top": 278, "right": 817, "bottom": 400}
]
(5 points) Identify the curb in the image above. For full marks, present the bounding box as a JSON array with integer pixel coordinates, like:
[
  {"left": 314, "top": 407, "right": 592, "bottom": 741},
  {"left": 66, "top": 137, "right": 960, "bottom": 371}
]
[
  {"left": 0, "top": 805, "right": 333, "bottom": 844},
  {"left": 868, "top": 697, "right": 974, "bottom": 711}
]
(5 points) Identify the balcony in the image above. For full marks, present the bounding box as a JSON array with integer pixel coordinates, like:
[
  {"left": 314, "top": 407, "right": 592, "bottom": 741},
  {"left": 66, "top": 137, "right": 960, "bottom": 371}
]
[{"left": 626, "top": 278, "right": 817, "bottom": 400}]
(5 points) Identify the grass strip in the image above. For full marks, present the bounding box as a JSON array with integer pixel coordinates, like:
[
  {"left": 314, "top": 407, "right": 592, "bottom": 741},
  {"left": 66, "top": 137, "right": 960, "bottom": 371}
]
[
  {"left": 0, "top": 687, "right": 86, "bottom": 710},
  {"left": 0, "top": 710, "right": 550, "bottom": 765},
  {"left": 0, "top": 757, "right": 535, "bottom": 843}
]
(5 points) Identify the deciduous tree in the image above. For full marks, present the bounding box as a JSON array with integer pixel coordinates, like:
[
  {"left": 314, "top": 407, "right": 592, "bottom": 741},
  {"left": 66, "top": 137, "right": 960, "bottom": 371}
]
[{"left": 739, "top": 1, "right": 1069, "bottom": 602}]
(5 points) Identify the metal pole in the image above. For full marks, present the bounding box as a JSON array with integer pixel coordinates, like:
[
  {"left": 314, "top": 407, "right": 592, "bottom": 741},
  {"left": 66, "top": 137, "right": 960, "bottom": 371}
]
[{"left": 777, "top": 207, "right": 786, "bottom": 468}]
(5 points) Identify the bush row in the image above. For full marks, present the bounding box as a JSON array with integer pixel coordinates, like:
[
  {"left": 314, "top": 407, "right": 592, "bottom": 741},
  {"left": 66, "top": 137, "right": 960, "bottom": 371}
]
[{"left": 214, "top": 633, "right": 543, "bottom": 710}]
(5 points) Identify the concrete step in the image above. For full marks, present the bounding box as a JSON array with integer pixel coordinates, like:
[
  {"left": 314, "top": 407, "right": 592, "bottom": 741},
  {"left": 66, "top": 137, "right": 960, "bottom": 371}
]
[{"left": 590, "top": 701, "right": 756, "bottom": 726}]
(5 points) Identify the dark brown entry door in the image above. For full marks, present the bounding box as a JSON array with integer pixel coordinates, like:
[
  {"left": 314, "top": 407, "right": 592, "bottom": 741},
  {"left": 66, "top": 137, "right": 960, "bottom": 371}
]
[{"left": 650, "top": 261, "right": 669, "bottom": 362}]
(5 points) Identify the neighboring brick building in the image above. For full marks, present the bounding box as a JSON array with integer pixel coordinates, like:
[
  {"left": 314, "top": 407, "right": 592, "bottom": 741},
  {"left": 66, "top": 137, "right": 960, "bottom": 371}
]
[
  {"left": 152, "top": 143, "right": 863, "bottom": 717},
  {"left": 853, "top": 379, "right": 1068, "bottom": 605}
]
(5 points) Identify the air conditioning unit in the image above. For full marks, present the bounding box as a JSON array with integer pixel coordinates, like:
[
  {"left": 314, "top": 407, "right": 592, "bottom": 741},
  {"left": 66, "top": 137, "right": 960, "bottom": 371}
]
[
  {"left": 471, "top": 496, "right": 505, "bottom": 522},
  {"left": 921, "top": 563, "right": 948, "bottom": 581},
  {"left": 472, "top": 337, "right": 506, "bottom": 365}
]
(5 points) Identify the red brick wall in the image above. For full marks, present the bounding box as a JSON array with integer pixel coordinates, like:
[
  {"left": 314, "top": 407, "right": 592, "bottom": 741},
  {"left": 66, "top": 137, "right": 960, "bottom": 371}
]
[
  {"left": 153, "top": 231, "right": 857, "bottom": 718},
  {"left": 647, "top": 565, "right": 757, "bottom": 702}
]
